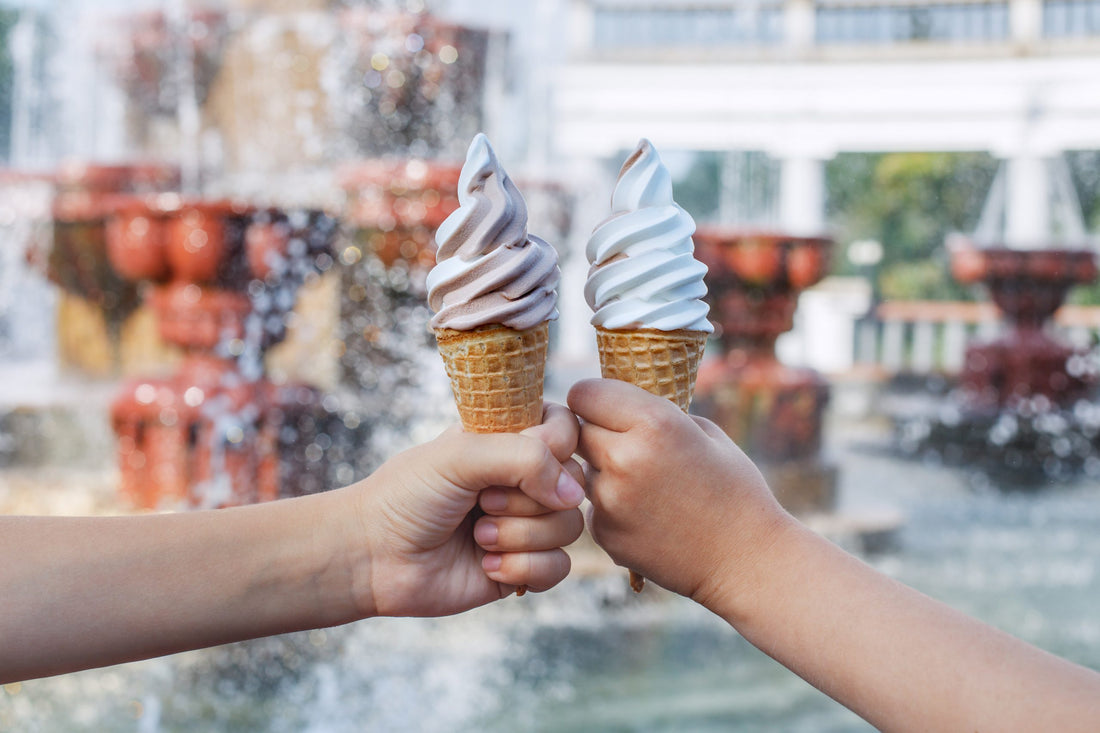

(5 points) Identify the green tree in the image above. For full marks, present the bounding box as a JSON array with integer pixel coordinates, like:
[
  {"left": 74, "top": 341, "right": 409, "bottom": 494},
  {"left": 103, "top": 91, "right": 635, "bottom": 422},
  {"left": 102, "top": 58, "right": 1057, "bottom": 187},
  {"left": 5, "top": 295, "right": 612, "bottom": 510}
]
[
  {"left": 826, "top": 152, "right": 998, "bottom": 300},
  {"left": 671, "top": 151, "right": 721, "bottom": 223}
]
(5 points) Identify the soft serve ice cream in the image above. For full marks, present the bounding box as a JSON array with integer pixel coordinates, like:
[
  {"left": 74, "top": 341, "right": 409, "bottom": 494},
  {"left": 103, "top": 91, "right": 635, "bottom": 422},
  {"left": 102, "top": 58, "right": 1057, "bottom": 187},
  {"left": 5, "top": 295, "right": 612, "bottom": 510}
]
[
  {"left": 585, "top": 138, "right": 712, "bottom": 334},
  {"left": 428, "top": 133, "right": 560, "bottom": 434},
  {"left": 427, "top": 133, "right": 559, "bottom": 331}
]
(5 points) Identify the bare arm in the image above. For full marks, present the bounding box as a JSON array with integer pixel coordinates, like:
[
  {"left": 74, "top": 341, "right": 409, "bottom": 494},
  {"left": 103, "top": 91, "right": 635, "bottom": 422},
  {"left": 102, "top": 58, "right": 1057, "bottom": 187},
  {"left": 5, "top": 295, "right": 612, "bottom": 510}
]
[
  {"left": 0, "top": 492, "right": 356, "bottom": 682},
  {"left": 569, "top": 378, "right": 1100, "bottom": 733},
  {"left": 1, "top": 405, "right": 585, "bottom": 683},
  {"left": 719, "top": 517, "right": 1100, "bottom": 733}
]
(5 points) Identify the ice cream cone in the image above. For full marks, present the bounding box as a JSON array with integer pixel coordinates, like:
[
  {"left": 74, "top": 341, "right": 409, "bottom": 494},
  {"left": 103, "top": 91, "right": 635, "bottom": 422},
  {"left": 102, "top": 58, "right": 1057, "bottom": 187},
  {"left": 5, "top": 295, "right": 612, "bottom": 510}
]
[
  {"left": 435, "top": 322, "right": 549, "bottom": 434},
  {"left": 595, "top": 327, "right": 708, "bottom": 412},
  {"left": 595, "top": 326, "right": 708, "bottom": 593}
]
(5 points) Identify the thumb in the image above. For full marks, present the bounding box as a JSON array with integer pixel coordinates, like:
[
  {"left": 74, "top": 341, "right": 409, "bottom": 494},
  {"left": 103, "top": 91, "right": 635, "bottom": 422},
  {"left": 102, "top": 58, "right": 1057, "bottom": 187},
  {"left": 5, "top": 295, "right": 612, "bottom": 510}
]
[{"left": 432, "top": 428, "right": 585, "bottom": 511}]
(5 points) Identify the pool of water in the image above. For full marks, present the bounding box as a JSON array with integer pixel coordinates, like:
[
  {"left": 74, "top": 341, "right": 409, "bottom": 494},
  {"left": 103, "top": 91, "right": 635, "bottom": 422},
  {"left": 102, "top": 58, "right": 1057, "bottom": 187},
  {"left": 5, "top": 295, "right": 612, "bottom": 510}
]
[{"left": 3, "top": 425, "right": 1100, "bottom": 732}]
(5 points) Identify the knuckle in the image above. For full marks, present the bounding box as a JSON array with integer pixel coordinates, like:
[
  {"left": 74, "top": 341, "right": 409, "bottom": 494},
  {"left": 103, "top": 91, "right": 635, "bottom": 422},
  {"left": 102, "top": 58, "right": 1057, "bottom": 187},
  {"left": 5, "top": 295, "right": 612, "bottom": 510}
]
[
  {"left": 499, "top": 517, "right": 533, "bottom": 549},
  {"left": 519, "top": 436, "right": 555, "bottom": 471}
]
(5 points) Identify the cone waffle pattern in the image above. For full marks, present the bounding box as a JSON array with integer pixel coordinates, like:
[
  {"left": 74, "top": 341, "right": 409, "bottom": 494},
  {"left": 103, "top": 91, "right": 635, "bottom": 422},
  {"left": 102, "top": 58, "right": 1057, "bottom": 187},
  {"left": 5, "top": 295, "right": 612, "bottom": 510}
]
[
  {"left": 595, "top": 327, "right": 708, "bottom": 412},
  {"left": 435, "top": 323, "right": 549, "bottom": 433}
]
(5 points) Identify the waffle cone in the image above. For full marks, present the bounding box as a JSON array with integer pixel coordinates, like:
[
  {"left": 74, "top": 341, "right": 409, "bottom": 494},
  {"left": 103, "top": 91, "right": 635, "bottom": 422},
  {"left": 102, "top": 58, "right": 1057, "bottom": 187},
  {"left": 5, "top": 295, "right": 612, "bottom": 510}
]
[
  {"left": 595, "top": 327, "right": 708, "bottom": 412},
  {"left": 435, "top": 322, "right": 549, "bottom": 434}
]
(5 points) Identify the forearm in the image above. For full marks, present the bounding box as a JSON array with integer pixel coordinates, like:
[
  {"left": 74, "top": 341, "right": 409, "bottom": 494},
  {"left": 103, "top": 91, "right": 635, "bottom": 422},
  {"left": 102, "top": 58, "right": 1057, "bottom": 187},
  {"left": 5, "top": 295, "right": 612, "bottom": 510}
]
[
  {"left": 712, "top": 519, "right": 1100, "bottom": 732},
  {"left": 0, "top": 490, "right": 362, "bottom": 683}
]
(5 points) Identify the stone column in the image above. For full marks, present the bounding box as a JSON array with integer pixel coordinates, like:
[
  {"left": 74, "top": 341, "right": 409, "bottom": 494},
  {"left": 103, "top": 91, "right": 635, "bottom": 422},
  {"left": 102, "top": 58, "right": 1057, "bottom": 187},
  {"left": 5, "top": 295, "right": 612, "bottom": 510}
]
[
  {"left": 783, "top": 0, "right": 816, "bottom": 53},
  {"left": 568, "top": 0, "right": 595, "bottom": 57},
  {"left": 1005, "top": 154, "right": 1050, "bottom": 248},
  {"left": 779, "top": 155, "right": 826, "bottom": 236},
  {"left": 1009, "top": 0, "right": 1043, "bottom": 46}
]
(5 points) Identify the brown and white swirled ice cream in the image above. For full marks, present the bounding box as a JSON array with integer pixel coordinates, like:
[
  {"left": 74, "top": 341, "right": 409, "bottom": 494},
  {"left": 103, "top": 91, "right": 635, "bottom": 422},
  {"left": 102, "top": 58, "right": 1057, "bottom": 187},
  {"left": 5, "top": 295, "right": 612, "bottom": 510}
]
[{"left": 427, "top": 133, "right": 560, "bottom": 433}]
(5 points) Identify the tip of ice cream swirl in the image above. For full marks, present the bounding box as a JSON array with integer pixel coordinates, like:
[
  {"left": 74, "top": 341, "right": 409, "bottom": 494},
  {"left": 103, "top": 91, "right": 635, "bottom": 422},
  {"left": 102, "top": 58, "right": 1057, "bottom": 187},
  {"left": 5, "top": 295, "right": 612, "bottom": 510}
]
[
  {"left": 427, "top": 133, "right": 560, "bottom": 331},
  {"left": 585, "top": 139, "right": 713, "bottom": 333}
]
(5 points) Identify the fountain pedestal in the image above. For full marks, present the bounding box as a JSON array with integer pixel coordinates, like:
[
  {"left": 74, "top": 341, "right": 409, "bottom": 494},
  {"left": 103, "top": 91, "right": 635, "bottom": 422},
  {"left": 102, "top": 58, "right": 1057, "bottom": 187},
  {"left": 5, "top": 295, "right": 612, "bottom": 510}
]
[
  {"left": 49, "top": 163, "right": 180, "bottom": 376},
  {"left": 107, "top": 197, "right": 336, "bottom": 509},
  {"left": 950, "top": 244, "right": 1097, "bottom": 410},
  {"left": 904, "top": 241, "right": 1100, "bottom": 483},
  {"left": 692, "top": 230, "right": 838, "bottom": 515}
]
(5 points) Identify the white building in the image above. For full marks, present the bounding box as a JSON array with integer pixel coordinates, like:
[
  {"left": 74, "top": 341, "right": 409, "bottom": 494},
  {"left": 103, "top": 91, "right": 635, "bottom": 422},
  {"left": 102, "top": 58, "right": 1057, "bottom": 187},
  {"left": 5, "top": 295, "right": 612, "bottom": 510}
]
[{"left": 551, "top": 0, "right": 1100, "bottom": 242}]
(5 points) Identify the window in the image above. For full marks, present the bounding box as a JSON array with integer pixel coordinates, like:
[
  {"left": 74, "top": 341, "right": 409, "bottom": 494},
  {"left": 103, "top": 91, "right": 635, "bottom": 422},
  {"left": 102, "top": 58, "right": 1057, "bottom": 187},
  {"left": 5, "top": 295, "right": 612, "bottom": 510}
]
[
  {"left": 816, "top": 2, "right": 1009, "bottom": 44},
  {"left": 593, "top": 5, "right": 784, "bottom": 47},
  {"left": 1044, "top": 0, "right": 1100, "bottom": 37}
]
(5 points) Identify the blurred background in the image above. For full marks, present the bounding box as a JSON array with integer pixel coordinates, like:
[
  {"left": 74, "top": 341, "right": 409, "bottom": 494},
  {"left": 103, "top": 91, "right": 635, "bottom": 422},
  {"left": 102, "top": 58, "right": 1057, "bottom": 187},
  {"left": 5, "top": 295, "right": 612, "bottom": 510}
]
[{"left": 2, "top": 0, "right": 1100, "bottom": 730}]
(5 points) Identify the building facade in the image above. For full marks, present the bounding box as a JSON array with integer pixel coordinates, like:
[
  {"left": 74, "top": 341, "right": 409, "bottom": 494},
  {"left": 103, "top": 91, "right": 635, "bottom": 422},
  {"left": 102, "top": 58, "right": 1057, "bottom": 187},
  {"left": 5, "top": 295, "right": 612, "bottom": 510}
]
[{"left": 554, "top": 0, "right": 1100, "bottom": 241}]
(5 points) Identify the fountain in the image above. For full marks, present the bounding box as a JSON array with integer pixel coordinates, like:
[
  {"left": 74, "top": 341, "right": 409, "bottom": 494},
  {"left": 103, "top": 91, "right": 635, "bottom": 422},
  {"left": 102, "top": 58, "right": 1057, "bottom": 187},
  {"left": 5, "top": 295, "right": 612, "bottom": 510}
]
[
  {"left": 899, "top": 157, "right": 1100, "bottom": 484},
  {"left": 691, "top": 229, "right": 838, "bottom": 515},
  {"left": 950, "top": 240, "right": 1097, "bottom": 410},
  {"left": 333, "top": 7, "right": 572, "bottom": 469},
  {"left": 334, "top": 6, "right": 490, "bottom": 162},
  {"left": 106, "top": 196, "right": 338, "bottom": 509},
  {"left": 48, "top": 162, "right": 179, "bottom": 375}
]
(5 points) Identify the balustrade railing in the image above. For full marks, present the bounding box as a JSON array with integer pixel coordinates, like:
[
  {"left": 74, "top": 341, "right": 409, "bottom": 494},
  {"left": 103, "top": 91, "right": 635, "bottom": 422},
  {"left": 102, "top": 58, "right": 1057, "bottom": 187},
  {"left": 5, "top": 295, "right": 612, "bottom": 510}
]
[{"left": 855, "top": 300, "right": 1100, "bottom": 376}]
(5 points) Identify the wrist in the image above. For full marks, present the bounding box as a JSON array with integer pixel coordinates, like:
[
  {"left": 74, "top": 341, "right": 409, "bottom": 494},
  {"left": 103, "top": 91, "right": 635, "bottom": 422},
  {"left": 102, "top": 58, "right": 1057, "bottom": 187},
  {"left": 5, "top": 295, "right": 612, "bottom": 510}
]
[
  {"left": 324, "top": 481, "right": 379, "bottom": 621},
  {"left": 691, "top": 500, "right": 801, "bottom": 627}
]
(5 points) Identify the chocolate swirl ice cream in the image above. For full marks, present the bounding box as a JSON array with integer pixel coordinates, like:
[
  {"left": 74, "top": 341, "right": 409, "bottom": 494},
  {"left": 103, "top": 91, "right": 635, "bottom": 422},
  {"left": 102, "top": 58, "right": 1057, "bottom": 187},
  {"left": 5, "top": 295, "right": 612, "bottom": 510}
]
[{"left": 427, "top": 133, "right": 560, "bottom": 331}]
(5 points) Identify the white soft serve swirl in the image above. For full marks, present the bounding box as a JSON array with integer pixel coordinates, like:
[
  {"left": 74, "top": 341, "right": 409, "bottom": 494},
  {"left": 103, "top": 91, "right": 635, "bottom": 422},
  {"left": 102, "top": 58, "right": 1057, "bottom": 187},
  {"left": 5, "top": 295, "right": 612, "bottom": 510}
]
[{"left": 584, "top": 139, "right": 713, "bottom": 332}]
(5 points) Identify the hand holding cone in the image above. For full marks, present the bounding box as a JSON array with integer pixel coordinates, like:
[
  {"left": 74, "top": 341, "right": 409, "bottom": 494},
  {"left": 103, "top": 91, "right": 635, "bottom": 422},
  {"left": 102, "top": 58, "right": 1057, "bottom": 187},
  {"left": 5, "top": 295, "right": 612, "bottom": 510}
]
[{"left": 427, "top": 133, "right": 561, "bottom": 594}]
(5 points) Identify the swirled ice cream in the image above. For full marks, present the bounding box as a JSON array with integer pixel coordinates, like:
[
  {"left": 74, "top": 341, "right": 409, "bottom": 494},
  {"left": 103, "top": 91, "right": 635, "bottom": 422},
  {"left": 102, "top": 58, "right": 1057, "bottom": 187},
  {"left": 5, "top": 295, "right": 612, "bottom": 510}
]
[
  {"left": 584, "top": 139, "right": 712, "bottom": 333},
  {"left": 428, "top": 133, "right": 558, "bottom": 435},
  {"left": 427, "top": 133, "right": 559, "bottom": 331}
]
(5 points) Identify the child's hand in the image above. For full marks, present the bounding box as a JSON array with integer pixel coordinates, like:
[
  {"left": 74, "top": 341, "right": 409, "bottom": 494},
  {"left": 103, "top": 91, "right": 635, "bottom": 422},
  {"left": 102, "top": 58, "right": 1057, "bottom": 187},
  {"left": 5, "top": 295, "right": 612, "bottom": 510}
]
[
  {"left": 568, "top": 379, "right": 788, "bottom": 607},
  {"left": 352, "top": 404, "right": 585, "bottom": 618}
]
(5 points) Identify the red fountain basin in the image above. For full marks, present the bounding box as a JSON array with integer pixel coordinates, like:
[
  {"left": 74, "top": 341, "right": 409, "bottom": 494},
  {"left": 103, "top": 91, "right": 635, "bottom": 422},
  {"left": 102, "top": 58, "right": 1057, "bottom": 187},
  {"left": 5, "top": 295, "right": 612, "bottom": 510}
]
[{"left": 949, "top": 242, "right": 1098, "bottom": 409}]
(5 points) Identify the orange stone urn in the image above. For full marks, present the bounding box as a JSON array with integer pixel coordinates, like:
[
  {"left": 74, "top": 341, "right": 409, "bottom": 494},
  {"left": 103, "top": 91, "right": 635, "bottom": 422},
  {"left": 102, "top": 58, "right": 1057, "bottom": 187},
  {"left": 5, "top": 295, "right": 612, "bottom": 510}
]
[
  {"left": 107, "top": 196, "right": 337, "bottom": 509},
  {"left": 692, "top": 229, "right": 837, "bottom": 514},
  {"left": 48, "top": 163, "right": 180, "bottom": 373}
]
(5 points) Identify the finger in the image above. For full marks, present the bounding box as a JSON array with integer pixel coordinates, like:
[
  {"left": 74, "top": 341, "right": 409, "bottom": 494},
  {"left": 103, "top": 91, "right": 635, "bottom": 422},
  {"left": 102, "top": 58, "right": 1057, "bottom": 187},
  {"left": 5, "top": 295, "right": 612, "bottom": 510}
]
[
  {"left": 479, "top": 487, "right": 551, "bottom": 517},
  {"left": 437, "top": 431, "right": 581, "bottom": 510},
  {"left": 568, "top": 378, "right": 681, "bottom": 432},
  {"left": 474, "top": 508, "right": 585, "bottom": 552},
  {"left": 479, "top": 458, "right": 585, "bottom": 516},
  {"left": 692, "top": 415, "right": 728, "bottom": 441},
  {"left": 575, "top": 419, "right": 620, "bottom": 471},
  {"left": 563, "top": 457, "right": 585, "bottom": 490},
  {"left": 482, "top": 548, "right": 572, "bottom": 593},
  {"left": 521, "top": 403, "right": 581, "bottom": 463}
]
